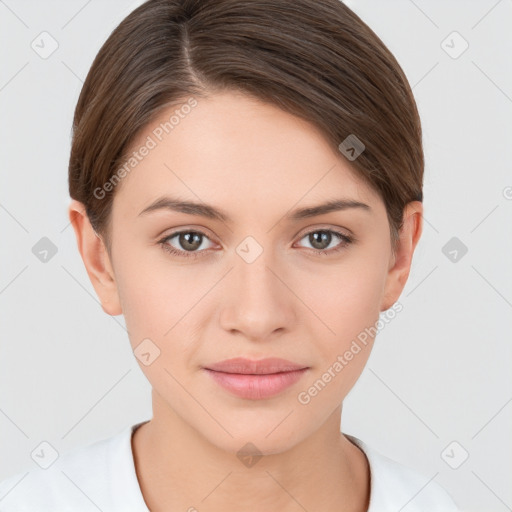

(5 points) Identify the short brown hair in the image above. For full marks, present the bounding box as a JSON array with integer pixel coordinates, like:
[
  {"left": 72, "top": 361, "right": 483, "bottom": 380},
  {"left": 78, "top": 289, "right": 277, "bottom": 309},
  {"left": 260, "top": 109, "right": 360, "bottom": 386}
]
[{"left": 68, "top": 0, "right": 423, "bottom": 255}]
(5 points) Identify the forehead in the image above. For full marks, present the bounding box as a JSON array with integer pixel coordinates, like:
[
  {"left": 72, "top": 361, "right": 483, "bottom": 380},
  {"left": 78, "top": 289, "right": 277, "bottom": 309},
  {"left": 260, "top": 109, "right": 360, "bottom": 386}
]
[{"left": 112, "top": 91, "right": 381, "bottom": 218}]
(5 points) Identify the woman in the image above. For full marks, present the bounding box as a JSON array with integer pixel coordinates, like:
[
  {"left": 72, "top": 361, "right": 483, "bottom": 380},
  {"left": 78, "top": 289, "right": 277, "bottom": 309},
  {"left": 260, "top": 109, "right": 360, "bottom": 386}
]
[{"left": 0, "top": 0, "right": 460, "bottom": 510}]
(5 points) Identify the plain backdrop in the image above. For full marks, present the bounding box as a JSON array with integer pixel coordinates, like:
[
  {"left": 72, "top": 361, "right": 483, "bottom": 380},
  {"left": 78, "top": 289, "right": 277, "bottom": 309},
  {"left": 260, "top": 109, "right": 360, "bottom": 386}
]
[{"left": 1, "top": 1, "right": 511, "bottom": 511}]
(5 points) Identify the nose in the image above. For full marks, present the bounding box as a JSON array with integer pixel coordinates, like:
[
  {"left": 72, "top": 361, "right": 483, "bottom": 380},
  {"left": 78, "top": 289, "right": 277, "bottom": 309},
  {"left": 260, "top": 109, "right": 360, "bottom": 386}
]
[{"left": 218, "top": 246, "right": 296, "bottom": 341}]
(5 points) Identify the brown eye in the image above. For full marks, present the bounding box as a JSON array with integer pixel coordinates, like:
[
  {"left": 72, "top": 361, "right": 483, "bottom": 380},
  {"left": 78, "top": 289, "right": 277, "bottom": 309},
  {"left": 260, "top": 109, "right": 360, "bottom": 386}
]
[
  {"left": 176, "top": 232, "right": 203, "bottom": 251},
  {"left": 159, "top": 230, "right": 214, "bottom": 258},
  {"left": 297, "top": 229, "right": 353, "bottom": 255},
  {"left": 309, "top": 231, "right": 333, "bottom": 250}
]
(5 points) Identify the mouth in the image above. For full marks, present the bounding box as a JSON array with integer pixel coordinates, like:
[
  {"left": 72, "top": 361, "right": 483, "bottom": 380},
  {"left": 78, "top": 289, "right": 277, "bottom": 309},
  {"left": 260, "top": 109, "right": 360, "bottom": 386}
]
[
  {"left": 202, "top": 357, "right": 310, "bottom": 400},
  {"left": 203, "top": 356, "right": 309, "bottom": 375}
]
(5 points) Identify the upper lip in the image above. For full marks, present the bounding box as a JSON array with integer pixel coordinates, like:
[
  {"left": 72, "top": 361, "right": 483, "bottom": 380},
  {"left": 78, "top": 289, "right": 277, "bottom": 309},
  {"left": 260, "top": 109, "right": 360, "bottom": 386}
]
[{"left": 204, "top": 357, "right": 309, "bottom": 375}]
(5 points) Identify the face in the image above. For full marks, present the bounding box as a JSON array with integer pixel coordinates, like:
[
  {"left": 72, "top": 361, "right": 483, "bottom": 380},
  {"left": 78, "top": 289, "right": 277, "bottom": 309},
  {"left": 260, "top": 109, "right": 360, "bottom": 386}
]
[{"left": 72, "top": 90, "right": 421, "bottom": 455}]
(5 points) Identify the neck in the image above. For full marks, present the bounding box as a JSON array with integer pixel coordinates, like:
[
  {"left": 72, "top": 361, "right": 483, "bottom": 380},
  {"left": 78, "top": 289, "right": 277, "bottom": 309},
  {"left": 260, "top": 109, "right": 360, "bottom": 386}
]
[{"left": 132, "top": 393, "right": 370, "bottom": 512}]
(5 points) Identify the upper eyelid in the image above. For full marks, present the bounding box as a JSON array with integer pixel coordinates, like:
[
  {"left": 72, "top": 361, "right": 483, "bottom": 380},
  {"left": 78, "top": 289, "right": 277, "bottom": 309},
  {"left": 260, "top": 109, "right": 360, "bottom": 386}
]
[
  {"left": 161, "top": 227, "right": 217, "bottom": 247},
  {"left": 294, "top": 225, "right": 352, "bottom": 240}
]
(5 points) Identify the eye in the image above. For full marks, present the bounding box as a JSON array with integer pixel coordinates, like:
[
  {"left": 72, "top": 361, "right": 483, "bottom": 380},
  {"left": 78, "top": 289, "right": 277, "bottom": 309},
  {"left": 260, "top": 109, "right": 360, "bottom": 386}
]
[
  {"left": 158, "top": 227, "right": 355, "bottom": 260},
  {"left": 158, "top": 230, "right": 214, "bottom": 259},
  {"left": 295, "top": 228, "right": 354, "bottom": 255}
]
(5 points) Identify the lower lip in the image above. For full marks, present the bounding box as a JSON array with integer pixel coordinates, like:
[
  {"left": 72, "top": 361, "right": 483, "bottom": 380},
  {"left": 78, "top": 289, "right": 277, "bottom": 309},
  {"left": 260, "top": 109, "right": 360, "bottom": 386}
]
[{"left": 203, "top": 368, "right": 309, "bottom": 400}]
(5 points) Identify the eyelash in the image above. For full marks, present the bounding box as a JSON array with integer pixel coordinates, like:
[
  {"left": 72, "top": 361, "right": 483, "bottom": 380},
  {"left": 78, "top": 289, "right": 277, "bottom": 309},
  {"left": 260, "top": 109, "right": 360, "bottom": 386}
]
[{"left": 158, "top": 228, "right": 354, "bottom": 260}]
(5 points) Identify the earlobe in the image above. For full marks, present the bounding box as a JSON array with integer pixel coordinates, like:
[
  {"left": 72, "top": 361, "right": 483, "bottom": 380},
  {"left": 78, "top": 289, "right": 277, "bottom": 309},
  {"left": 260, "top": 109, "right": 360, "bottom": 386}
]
[
  {"left": 380, "top": 201, "right": 423, "bottom": 312},
  {"left": 67, "top": 199, "right": 122, "bottom": 316}
]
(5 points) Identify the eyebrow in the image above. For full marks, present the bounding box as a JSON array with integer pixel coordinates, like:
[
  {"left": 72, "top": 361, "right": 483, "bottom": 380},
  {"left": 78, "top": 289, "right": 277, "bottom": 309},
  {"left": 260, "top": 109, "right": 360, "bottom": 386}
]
[{"left": 138, "top": 196, "right": 371, "bottom": 223}]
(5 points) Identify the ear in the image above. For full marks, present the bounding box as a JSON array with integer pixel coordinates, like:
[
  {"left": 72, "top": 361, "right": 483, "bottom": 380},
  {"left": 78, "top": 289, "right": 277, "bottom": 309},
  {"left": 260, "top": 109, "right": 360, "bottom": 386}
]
[
  {"left": 380, "top": 201, "right": 423, "bottom": 312},
  {"left": 67, "top": 199, "right": 122, "bottom": 316}
]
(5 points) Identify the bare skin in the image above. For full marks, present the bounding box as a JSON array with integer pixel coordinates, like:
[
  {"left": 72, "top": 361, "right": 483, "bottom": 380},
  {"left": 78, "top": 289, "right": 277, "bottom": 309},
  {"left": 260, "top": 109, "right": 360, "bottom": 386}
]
[{"left": 68, "top": 90, "right": 422, "bottom": 512}]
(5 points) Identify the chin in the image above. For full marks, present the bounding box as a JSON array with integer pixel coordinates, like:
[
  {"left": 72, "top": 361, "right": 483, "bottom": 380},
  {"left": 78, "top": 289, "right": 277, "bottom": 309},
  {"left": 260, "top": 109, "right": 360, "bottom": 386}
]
[{"left": 199, "top": 420, "right": 305, "bottom": 458}]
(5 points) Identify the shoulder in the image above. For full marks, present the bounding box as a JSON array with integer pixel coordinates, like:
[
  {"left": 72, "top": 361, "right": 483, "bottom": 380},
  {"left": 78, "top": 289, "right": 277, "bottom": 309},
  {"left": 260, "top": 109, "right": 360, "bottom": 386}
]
[
  {"left": 0, "top": 423, "right": 144, "bottom": 511},
  {"left": 346, "top": 434, "right": 461, "bottom": 512}
]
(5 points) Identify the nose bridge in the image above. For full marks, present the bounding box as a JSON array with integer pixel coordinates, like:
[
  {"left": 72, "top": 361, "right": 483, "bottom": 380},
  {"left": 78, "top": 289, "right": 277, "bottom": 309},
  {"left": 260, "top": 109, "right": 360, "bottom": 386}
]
[
  {"left": 236, "top": 240, "right": 276, "bottom": 294},
  {"left": 219, "top": 235, "right": 294, "bottom": 339}
]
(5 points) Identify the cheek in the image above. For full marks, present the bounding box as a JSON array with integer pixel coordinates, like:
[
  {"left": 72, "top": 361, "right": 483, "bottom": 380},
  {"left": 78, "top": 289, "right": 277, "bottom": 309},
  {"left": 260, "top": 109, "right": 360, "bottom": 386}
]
[
  {"left": 113, "top": 261, "right": 200, "bottom": 399},
  {"left": 116, "top": 274, "right": 163, "bottom": 342},
  {"left": 297, "top": 256, "right": 387, "bottom": 344},
  {"left": 295, "top": 266, "right": 385, "bottom": 405},
  {"left": 113, "top": 248, "right": 169, "bottom": 340},
  {"left": 114, "top": 247, "right": 212, "bottom": 357}
]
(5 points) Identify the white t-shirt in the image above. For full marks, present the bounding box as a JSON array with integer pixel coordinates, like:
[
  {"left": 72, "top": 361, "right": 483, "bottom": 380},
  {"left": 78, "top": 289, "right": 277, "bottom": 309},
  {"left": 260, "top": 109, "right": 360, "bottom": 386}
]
[{"left": 0, "top": 420, "right": 460, "bottom": 511}]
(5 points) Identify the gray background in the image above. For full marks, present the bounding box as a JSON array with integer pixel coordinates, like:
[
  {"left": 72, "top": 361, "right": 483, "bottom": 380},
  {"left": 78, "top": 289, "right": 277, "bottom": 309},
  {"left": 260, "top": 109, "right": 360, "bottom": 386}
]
[{"left": 1, "top": 1, "right": 511, "bottom": 511}]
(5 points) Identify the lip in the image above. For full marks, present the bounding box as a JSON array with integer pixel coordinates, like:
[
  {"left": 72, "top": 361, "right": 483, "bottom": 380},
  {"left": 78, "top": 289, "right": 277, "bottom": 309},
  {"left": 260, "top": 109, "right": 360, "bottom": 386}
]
[
  {"left": 203, "top": 357, "right": 310, "bottom": 400},
  {"left": 204, "top": 357, "right": 308, "bottom": 374}
]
